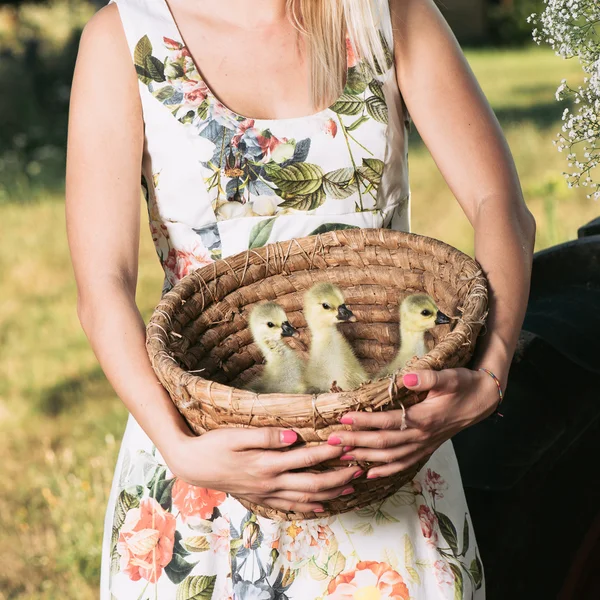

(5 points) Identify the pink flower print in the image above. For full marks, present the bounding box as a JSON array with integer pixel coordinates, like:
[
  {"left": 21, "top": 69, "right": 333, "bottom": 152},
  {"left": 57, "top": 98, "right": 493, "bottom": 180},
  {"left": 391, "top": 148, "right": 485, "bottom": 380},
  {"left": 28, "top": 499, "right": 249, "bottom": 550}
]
[
  {"left": 418, "top": 505, "right": 438, "bottom": 545},
  {"left": 231, "top": 119, "right": 256, "bottom": 148},
  {"left": 208, "top": 516, "right": 231, "bottom": 554},
  {"left": 182, "top": 80, "right": 208, "bottom": 104},
  {"left": 434, "top": 560, "right": 455, "bottom": 586},
  {"left": 411, "top": 479, "right": 423, "bottom": 495},
  {"left": 116, "top": 497, "right": 176, "bottom": 583},
  {"left": 424, "top": 469, "right": 448, "bottom": 499},
  {"left": 323, "top": 118, "right": 338, "bottom": 138},
  {"left": 171, "top": 480, "right": 227, "bottom": 524},
  {"left": 162, "top": 242, "right": 213, "bottom": 284}
]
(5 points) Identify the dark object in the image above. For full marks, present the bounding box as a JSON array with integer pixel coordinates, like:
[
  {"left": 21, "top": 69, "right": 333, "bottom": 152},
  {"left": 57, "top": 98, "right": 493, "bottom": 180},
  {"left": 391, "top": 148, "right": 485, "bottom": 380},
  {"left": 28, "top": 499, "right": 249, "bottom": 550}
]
[{"left": 454, "top": 218, "right": 600, "bottom": 599}]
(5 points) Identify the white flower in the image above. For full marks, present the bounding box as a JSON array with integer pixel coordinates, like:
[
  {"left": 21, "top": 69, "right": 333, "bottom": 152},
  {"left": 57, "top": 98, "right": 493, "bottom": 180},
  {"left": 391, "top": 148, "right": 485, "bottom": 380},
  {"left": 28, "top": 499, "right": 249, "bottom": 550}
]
[{"left": 250, "top": 196, "right": 279, "bottom": 216}]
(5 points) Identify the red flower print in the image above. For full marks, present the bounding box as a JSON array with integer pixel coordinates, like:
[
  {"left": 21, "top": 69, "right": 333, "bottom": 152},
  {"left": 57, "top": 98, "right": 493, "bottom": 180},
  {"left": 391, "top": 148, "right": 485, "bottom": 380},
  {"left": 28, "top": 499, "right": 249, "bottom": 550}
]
[
  {"left": 326, "top": 561, "right": 410, "bottom": 599},
  {"left": 163, "top": 37, "right": 183, "bottom": 50},
  {"left": 418, "top": 505, "right": 438, "bottom": 544},
  {"left": 323, "top": 118, "right": 338, "bottom": 138},
  {"left": 346, "top": 36, "right": 358, "bottom": 69},
  {"left": 171, "top": 480, "right": 227, "bottom": 524},
  {"left": 424, "top": 469, "right": 448, "bottom": 499},
  {"left": 116, "top": 497, "right": 176, "bottom": 583}
]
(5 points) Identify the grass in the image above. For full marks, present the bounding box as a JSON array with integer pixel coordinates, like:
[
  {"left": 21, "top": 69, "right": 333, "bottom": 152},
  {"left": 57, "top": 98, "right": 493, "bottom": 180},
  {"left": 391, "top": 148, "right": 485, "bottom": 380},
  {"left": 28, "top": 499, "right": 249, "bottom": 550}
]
[{"left": 0, "top": 30, "right": 599, "bottom": 600}]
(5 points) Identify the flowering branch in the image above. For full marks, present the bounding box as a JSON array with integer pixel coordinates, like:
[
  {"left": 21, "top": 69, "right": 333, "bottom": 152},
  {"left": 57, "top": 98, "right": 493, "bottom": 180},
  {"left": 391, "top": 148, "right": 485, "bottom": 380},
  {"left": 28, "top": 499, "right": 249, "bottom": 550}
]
[{"left": 529, "top": 1, "right": 600, "bottom": 198}]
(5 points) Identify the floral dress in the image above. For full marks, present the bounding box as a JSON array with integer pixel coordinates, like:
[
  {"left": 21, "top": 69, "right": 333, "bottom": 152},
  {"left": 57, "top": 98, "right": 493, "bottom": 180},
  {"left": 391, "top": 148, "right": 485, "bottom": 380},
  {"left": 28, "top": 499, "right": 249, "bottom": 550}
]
[{"left": 101, "top": 0, "right": 485, "bottom": 598}]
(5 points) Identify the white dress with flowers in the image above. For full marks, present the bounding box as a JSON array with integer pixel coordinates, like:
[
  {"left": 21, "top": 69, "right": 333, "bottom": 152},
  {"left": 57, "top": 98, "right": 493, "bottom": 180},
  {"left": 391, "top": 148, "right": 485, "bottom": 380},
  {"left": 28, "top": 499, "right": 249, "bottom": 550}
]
[{"left": 101, "top": 0, "right": 485, "bottom": 598}]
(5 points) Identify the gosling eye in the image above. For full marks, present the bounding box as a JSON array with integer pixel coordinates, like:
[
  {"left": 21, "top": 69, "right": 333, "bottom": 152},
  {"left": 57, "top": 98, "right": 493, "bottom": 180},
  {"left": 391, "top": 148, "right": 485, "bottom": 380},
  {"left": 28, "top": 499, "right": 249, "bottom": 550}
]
[
  {"left": 322, "top": 303, "right": 331, "bottom": 310},
  {"left": 267, "top": 322, "right": 275, "bottom": 328},
  {"left": 421, "top": 309, "right": 432, "bottom": 317}
]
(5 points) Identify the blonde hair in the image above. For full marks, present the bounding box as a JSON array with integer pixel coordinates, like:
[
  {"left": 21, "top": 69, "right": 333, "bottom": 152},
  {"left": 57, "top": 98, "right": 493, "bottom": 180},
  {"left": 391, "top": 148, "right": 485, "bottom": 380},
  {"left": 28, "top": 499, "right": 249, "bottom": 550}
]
[{"left": 286, "top": 0, "right": 391, "bottom": 110}]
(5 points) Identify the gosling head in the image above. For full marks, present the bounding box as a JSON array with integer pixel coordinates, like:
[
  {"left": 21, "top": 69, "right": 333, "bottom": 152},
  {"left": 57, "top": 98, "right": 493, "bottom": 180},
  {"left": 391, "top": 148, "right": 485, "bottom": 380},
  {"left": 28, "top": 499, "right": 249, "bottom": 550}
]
[
  {"left": 249, "top": 302, "right": 298, "bottom": 346},
  {"left": 304, "top": 282, "right": 356, "bottom": 329},
  {"left": 400, "top": 293, "right": 451, "bottom": 333}
]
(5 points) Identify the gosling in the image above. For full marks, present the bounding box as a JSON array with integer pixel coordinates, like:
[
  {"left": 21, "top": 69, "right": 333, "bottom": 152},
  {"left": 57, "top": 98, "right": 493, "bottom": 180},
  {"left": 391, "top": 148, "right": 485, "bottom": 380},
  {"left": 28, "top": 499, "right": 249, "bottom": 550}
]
[
  {"left": 378, "top": 293, "right": 451, "bottom": 377},
  {"left": 304, "top": 282, "right": 368, "bottom": 392},
  {"left": 247, "top": 302, "right": 305, "bottom": 394}
]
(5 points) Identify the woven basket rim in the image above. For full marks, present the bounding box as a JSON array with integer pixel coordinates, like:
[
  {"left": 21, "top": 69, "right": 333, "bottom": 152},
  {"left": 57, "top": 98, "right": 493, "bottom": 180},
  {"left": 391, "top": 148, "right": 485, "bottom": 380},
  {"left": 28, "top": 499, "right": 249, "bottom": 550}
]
[{"left": 146, "top": 229, "right": 487, "bottom": 412}]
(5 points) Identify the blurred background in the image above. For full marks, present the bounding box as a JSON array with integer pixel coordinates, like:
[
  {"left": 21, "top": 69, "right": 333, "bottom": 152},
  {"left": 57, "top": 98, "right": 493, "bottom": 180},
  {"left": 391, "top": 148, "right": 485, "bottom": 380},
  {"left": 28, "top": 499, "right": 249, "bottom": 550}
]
[{"left": 0, "top": 0, "right": 598, "bottom": 598}]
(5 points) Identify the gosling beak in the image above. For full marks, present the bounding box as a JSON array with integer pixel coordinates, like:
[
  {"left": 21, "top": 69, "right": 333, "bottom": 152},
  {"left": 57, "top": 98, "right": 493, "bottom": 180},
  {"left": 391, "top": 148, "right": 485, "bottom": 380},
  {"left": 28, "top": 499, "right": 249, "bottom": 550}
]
[
  {"left": 337, "top": 304, "right": 357, "bottom": 322},
  {"left": 281, "top": 321, "right": 298, "bottom": 337},
  {"left": 435, "top": 310, "right": 451, "bottom": 325}
]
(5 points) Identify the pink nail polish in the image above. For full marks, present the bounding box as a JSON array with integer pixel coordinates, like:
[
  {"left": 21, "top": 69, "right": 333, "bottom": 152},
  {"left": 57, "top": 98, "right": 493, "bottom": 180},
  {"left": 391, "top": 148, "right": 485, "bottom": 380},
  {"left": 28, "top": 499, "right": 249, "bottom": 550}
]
[
  {"left": 328, "top": 436, "right": 342, "bottom": 446},
  {"left": 340, "top": 454, "right": 355, "bottom": 461},
  {"left": 367, "top": 473, "right": 379, "bottom": 479},
  {"left": 280, "top": 430, "right": 297, "bottom": 444},
  {"left": 341, "top": 487, "right": 354, "bottom": 496},
  {"left": 343, "top": 446, "right": 353, "bottom": 452},
  {"left": 314, "top": 507, "right": 324, "bottom": 513},
  {"left": 339, "top": 416, "right": 354, "bottom": 425},
  {"left": 353, "top": 469, "right": 364, "bottom": 479},
  {"left": 403, "top": 373, "right": 419, "bottom": 387}
]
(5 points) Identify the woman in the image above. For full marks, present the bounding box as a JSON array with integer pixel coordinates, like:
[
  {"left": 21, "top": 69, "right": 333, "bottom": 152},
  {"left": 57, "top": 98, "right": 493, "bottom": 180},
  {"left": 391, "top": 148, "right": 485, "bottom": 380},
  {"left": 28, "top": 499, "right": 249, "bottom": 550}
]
[{"left": 66, "top": 0, "right": 535, "bottom": 597}]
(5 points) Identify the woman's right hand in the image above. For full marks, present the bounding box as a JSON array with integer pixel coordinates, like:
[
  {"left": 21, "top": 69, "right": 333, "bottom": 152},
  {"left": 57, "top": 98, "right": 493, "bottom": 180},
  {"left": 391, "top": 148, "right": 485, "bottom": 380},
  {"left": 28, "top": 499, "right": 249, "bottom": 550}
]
[{"left": 166, "top": 428, "right": 363, "bottom": 514}]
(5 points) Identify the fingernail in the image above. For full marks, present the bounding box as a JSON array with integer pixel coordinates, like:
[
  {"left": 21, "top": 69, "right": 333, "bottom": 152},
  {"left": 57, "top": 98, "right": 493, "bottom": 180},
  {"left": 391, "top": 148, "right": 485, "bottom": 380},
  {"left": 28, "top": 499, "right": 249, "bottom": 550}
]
[
  {"left": 280, "top": 430, "right": 297, "bottom": 444},
  {"left": 314, "top": 507, "right": 324, "bottom": 513},
  {"left": 341, "top": 487, "right": 354, "bottom": 495},
  {"left": 343, "top": 446, "right": 353, "bottom": 452},
  {"left": 403, "top": 373, "right": 419, "bottom": 387},
  {"left": 340, "top": 454, "right": 355, "bottom": 461},
  {"left": 367, "top": 473, "right": 380, "bottom": 479},
  {"left": 339, "top": 416, "right": 354, "bottom": 425},
  {"left": 353, "top": 469, "right": 364, "bottom": 479},
  {"left": 328, "top": 436, "right": 342, "bottom": 446}
]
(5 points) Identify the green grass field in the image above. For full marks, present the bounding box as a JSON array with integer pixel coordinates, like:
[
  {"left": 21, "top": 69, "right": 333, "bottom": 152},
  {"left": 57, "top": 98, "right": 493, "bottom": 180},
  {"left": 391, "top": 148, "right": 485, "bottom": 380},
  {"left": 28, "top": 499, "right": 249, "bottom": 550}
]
[{"left": 0, "top": 33, "right": 599, "bottom": 600}]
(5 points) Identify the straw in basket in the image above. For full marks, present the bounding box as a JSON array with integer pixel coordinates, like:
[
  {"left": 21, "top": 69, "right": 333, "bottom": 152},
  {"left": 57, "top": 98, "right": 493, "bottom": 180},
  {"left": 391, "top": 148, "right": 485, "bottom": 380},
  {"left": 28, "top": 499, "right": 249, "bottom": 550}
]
[{"left": 146, "top": 228, "right": 488, "bottom": 520}]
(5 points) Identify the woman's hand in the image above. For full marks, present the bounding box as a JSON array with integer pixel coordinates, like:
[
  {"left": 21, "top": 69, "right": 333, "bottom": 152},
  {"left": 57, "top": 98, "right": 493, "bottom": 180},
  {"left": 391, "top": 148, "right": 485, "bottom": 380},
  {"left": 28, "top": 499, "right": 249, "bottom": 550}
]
[
  {"left": 166, "top": 427, "right": 364, "bottom": 514},
  {"left": 327, "top": 368, "right": 501, "bottom": 479}
]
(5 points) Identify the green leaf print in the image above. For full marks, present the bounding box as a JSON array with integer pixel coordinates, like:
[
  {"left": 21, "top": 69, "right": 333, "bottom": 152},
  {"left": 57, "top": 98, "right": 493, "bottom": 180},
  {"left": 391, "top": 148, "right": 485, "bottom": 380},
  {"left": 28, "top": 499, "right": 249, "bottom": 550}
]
[
  {"left": 387, "top": 489, "right": 416, "bottom": 507},
  {"left": 145, "top": 55, "right": 166, "bottom": 82},
  {"left": 344, "top": 65, "right": 370, "bottom": 95},
  {"left": 345, "top": 114, "right": 370, "bottom": 132},
  {"left": 264, "top": 163, "right": 324, "bottom": 195},
  {"left": 435, "top": 510, "right": 459, "bottom": 556},
  {"left": 330, "top": 94, "right": 365, "bottom": 116},
  {"left": 176, "top": 575, "right": 217, "bottom": 600},
  {"left": 449, "top": 562, "right": 464, "bottom": 600},
  {"left": 134, "top": 35, "right": 152, "bottom": 70},
  {"left": 166, "top": 531, "right": 197, "bottom": 584},
  {"left": 249, "top": 217, "right": 276, "bottom": 249},
  {"left": 374, "top": 509, "right": 399, "bottom": 525},
  {"left": 366, "top": 95, "right": 389, "bottom": 124},
  {"left": 461, "top": 514, "right": 470, "bottom": 557},
  {"left": 357, "top": 157, "right": 384, "bottom": 185},
  {"left": 154, "top": 85, "right": 176, "bottom": 102},
  {"left": 469, "top": 555, "right": 484, "bottom": 590},
  {"left": 369, "top": 79, "right": 385, "bottom": 101},
  {"left": 323, "top": 167, "right": 358, "bottom": 199},
  {"left": 197, "top": 99, "right": 210, "bottom": 120},
  {"left": 327, "top": 551, "right": 346, "bottom": 577},
  {"left": 182, "top": 536, "right": 211, "bottom": 553},
  {"left": 278, "top": 187, "right": 326, "bottom": 211},
  {"left": 308, "top": 559, "right": 328, "bottom": 581},
  {"left": 309, "top": 223, "right": 358, "bottom": 236},
  {"left": 113, "top": 490, "right": 140, "bottom": 532}
]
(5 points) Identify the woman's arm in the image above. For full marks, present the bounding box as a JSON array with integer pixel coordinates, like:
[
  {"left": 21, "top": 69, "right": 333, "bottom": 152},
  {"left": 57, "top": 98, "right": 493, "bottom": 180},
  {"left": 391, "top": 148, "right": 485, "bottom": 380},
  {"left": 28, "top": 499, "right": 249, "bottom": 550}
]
[
  {"left": 327, "top": 0, "right": 536, "bottom": 475},
  {"left": 66, "top": 4, "right": 355, "bottom": 512},
  {"left": 389, "top": 0, "right": 536, "bottom": 389}
]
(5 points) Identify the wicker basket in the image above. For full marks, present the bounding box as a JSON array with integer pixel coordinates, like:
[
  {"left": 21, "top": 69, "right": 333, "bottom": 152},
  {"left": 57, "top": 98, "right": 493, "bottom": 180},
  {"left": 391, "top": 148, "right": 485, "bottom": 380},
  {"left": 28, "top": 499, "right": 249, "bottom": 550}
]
[{"left": 146, "top": 228, "right": 488, "bottom": 520}]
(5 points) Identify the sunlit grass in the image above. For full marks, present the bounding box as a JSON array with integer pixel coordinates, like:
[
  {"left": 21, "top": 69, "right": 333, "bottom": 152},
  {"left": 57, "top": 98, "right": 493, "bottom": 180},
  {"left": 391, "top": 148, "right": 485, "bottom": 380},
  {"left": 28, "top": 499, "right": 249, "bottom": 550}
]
[{"left": 0, "top": 40, "right": 599, "bottom": 600}]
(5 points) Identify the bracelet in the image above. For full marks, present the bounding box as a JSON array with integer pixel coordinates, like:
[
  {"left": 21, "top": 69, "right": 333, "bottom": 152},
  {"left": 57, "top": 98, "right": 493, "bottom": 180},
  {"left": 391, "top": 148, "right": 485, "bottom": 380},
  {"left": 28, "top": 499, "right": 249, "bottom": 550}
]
[{"left": 478, "top": 367, "right": 504, "bottom": 418}]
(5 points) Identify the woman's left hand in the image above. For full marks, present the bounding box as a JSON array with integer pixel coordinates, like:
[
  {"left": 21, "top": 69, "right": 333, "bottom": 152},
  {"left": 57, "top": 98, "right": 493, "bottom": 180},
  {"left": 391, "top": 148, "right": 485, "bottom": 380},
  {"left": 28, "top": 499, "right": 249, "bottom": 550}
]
[{"left": 327, "top": 368, "right": 502, "bottom": 479}]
